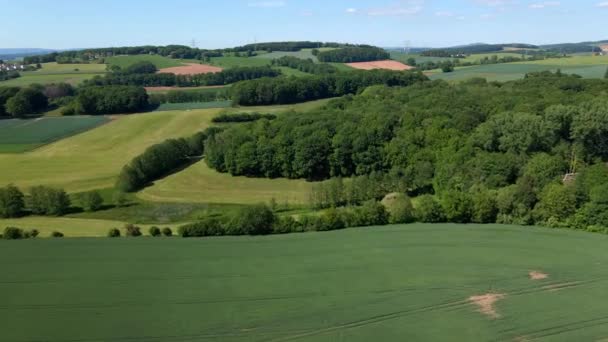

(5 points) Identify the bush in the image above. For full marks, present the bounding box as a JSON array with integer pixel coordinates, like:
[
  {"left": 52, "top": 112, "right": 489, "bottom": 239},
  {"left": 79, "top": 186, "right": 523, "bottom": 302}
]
[
  {"left": 226, "top": 204, "right": 276, "bottom": 235},
  {"left": 107, "top": 228, "right": 121, "bottom": 238},
  {"left": 320, "top": 208, "right": 345, "bottom": 231},
  {"left": 3, "top": 227, "right": 24, "bottom": 240},
  {"left": 441, "top": 191, "right": 474, "bottom": 223},
  {"left": 273, "top": 216, "right": 301, "bottom": 234},
  {"left": 28, "top": 229, "right": 39, "bottom": 238},
  {"left": 354, "top": 200, "right": 389, "bottom": 226},
  {"left": 50, "top": 231, "right": 64, "bottom": 238},
  {"left": 5, "top": 87, "right": 48, "bottom": 117},
  {"left": 29, "top": 186, "right": 71, "bottom": 216},
  {"left": 161, "top": 227, "right": 173, "bottom": 237},
  {"left": 149, "top": 226, "right": 161, "bottom": 237},
  {"left": 416, "top": 195, "right": 445, "bottom": 223},
  {"left": 0, "top": 184, "right": 25, "bottom": 218},
  {"left": 179, "top": 217, "right": 224, "bottom": 237},
  {"left": 80, "top": 190, "right": 103, "bottom": 212},
  {"left": 382, "top": 193, "right": 415, "bottom": 224},
  {"left": 124, "top": 224, "right": 142, "bottom": 237}
]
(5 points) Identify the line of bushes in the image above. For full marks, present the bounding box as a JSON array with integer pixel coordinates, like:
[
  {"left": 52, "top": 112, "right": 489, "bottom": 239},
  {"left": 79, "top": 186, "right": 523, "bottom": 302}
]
[
  {"left": 107, "top": 224, "right": 173, "bottom": 238},
  {"left": 271, "top": 56, "right": 338, "bottom": 74},
  {"left": 1, "top": 227, "right": 64, "bottom": 239},
  {"left": 230, "top": 70, "right": 428, "bottom": 106},
  {"left": 211, "top": 112, "right": 276, "bottom": 123},
  {"left": 85, "top": 66, "right": 281, "bottom": 88},
  {"left": 148, "top": 88, "right": 229, "bottom": 105}
]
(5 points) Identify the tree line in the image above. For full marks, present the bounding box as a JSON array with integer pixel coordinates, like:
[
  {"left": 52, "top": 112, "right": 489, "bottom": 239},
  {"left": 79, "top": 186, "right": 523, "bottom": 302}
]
[
  {"left": 271, "top": 56, "right": 338, "bottom": 74},
  {"left": 316, "top": 47, "right": 390, "bottom": 63},
  {"left": 230, "top": 70, "right": 428, "bottom": 106},
  {"left": 84, "top": 66, "right": 280, "bottom": 87},
  {"left": 211, "top": 112, "right": 276, "bottom": 123},
  {"left": 148, "top": 88, "right": 230, "bottom": 105}
]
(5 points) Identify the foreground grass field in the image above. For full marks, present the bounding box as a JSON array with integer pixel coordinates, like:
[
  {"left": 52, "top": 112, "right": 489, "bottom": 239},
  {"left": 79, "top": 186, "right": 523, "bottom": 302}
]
[
  {"left": 0, "top": 62, "right": 106, "bottom": 86},
  {"left": 0, "top": 116, "right": 109, "bottom": 153},
  {"left": 2, "top": 224, "right": 607, "bottom": 341}
]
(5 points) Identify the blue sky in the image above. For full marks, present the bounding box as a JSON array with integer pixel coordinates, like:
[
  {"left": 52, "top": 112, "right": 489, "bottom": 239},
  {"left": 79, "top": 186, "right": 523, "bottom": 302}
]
[{"left": 2, "top": 0, "right": 607, "bottom": 49}]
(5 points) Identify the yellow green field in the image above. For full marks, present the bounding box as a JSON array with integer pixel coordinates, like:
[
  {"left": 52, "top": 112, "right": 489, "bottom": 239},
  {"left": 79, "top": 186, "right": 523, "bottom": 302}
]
[
  {"left": 0, "top": 109, "right": 218, "bottom": 192},
  {"left": 138, "top": 161, "right": 312, "bottom": 205},
  {"left": 0, "top": 62, "right": 106, "bottom": 86},
  {"left": 105, "top": 54, "right": 184, "bottom": 68}
]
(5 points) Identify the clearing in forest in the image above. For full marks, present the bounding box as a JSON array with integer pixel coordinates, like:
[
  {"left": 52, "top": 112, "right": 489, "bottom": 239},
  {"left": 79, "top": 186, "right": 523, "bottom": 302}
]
[{"left": 346, "top": 59, "right": 414, "bottom": 71}]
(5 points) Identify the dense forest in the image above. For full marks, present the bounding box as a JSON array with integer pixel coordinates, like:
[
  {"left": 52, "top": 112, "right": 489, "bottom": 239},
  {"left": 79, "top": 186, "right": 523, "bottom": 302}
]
[
  {"left": 230, "top": 70, "right": 427, "bottom": 105},
  {"left": 317, "top": 47, "right": 390, "bottom": 63},
  {"left": 203, "top": 72, "right": 608, "bottom": 229}
]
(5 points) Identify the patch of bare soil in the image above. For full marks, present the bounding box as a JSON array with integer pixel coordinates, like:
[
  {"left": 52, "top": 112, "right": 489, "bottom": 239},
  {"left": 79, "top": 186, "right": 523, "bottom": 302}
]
[
  {"left": 529, "top": 270, "right": 549, "bottom": 280},
  {"left": 346, "top": 60, "right": 415, "bottom": 71},
  {"left": 469, "top": 293, "right": 506, "bottom": 319}
]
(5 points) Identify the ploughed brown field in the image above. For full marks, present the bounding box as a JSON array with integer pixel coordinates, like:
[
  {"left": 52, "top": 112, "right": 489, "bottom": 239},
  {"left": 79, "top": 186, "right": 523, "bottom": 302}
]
[
  {"left": 346, "top": 60, "right": 414, "bottom": 71},
  {"left": 158, "top": 63, "right": 223, "bottom": 75}
]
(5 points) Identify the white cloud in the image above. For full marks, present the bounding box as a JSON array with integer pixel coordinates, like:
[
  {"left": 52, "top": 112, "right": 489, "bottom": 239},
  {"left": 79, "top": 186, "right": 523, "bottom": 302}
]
[
  {"left": 346, "top": 8, "right": 358, "bottom": 13},
  {"left": 597, "top": 1, "right": 608, "bottom": 7},
  {"left": 435, "top": 11, "right": 454, "bottom": 17},
  {"left": 529, "top": 1, "right": 560, "bottom": 9},
  {"left": 248, "top": 1, "right": 285, "bottom": 8}
]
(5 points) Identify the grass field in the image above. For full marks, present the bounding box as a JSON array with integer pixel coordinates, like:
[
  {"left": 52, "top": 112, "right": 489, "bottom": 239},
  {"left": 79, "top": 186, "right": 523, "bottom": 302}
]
[
  {"left": 0, "top": 62, "right": 106, "bottom": 86},
  {"left": 253, "top": 48, "right": 333, "bottom": 62},
  {"left": 2, "top": 224, "right": 608, "bottom": 341},
  {"left": 209, "top": 56, "right": 270, "bottom": 68},
  {"left": 138, "top": 161, "right": 312, "bottom": 205},
  {"left": 105, "top": 54, "right": 184, "bottom": 68},
  {"left": 154, "top": 101, "right": 233, "bottom": 111},
  {"left": 0, "top": 116, "right": 109, "bottom": 153},
  {"left": 0, "top": 109, "right": 218, "bottom": 192},
  {"left": 429, "top": 55, "right": 608, "bottom": 82}
]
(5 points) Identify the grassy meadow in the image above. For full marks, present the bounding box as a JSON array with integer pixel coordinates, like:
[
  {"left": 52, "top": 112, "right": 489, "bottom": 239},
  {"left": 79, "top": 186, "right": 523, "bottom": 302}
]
[
  {"left": 105, "top": 54, "right": 184, "bottom": 69},
  {"left": 0, "top": 109, "right": 218, "bottom": 192},
  {"left": 0, "top": 116, "right": 109, "bottom": 153},
  {"left": 0, "top": 62, "right": 106, "bottom": 86},
  {"left": 2, "top": 224, "right": 608, "bottom": 341}
]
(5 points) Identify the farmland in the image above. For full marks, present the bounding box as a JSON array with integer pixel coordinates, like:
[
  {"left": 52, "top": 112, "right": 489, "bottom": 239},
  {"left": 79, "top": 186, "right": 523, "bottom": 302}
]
[
  {"left": 105, "top": 54, "right": 184, "bottom": 69},
  {"left": 0, "top": 116, "right": 108, "bottom": 153},
  {"left": 0, "top": 62, "right": 106, "bottom": 86},
  {"left": 2, "top": 224, "right": 608, "bottom": 341},
  {"left": 0, "top": 109, "right": 217, "bottom": 192},
  {"left": 430, "top": 55, "right": 608, "bottom": 81}
]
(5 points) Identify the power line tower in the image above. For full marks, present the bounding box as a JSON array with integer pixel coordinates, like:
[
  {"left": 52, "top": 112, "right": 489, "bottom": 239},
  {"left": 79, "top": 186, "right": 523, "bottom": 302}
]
[
  {"left": 190, "top": 39, "right": 197, "bottom": 49},
  {"left": 404, "top": 40, "right": 411, "bottom": 55}
]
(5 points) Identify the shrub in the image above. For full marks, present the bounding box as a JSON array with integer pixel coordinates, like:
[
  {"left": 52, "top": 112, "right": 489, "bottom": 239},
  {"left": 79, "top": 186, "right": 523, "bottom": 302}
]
[
  {"left": 416, "top": 195, "right": 445, "bottom": 223},
  {"left": 3, "top": 227, "right": 24, "bottom": 240},
  {"left": 29, "top": 186, "right": 71, "bottom": 216},
  {"left": 80, "top": 190, "right": 103, "bottom": 212},
  {"left": 179, "top": 217, "right": 224, "bottom": 237},
  {"left": 50, "top": 231, "right": 64, "bottom": 238},
  {"left": 226, "top": 204, "right": 275, "bottom": 235},
  {"left": 382, "top": 193, "right": 415, "bottom": 224},
  {"left": 441, "top": 191, "right": 474, "bottom": 223},
  {"left": 353, "top": 200, "right": 389, "bottom": 226},
  {"left": 161, "top": 227, "right": 173, "bottom": 237},
  {"left": 0, "top": 184, "right": 25, "bottom": 218},
  {"left": 273, "top": 216, "right": 301, "bottom": 234},
  {"left": 107, "top": 228, "right": 121, "bottom": 238},
  {"left": 320, "top": 208, "right": 345, "bottom": 231},
  {"left": 124, "top": 224, "right": 142, "bottom": 237},
  {"left": 149, "top": 226, "right": 161, "bottom": 237},
  {"left": 28, "top": 229, "right": 39, "bottom": 238}
]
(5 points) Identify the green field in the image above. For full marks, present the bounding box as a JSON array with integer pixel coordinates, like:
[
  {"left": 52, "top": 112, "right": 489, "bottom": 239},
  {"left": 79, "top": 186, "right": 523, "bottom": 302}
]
[
  {"left": 2, "top": 224, "right": 608, "bottom": 341},
  {"left": 253, "top": 48, "right": 333, "bottom": 62},
  {"left": 105, "top": 54, "right": 184, "bottom": 69},
  {"left": 0, "top": 116, "right": 109, "bottom": 153},
  {"left": 209, "top": 56, "right": 271, "bottom": 68},
  {"left": 138, "top": 161, "right": 312, "bottom": 205},
  {"left": 429, "top": 55, "right": 608, "bottom": 82},
  {"left": 0, "top": 62, "right": 106, "bottom": 86},
  {"left": 0, "top": 109, "right": 218, "bottom": 192},
  {"left": 154, "top": 100, "right": 233, "bottom": 111}
]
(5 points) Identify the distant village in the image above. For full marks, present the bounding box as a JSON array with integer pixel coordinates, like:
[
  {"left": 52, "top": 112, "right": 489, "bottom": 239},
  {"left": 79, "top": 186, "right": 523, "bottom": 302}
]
[{"left": 0, "top": 62, "right": 26, "bottom": 72}]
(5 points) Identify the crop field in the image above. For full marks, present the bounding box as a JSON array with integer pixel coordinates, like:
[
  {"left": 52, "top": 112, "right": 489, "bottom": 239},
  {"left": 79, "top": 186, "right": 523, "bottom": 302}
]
[
  {"left": 0, "top": 109, "right": 218, "bottom": 192},
  {"left": 2, "top": 224, "right": 608, "bottom": 341},
  {"left": 209, "top": 56, "right": 270, "bottom": 68},
  {"left": 253, "top": 48, "right": 334, "bottom": 62},
  {"left": 0, "top": 62, "right": 106, "bottom": 86},
  {"left": 0, "top": 116, "right": 109, "bottom": 153},
  {"left": 105, "top": 54, "right": 184, "bottom": 69},
  {"left": 429, "top": 57, "right": 608, "bottom": 82},
  {"left": 390, "top": 52, "right": 453, "bottom": 64},
  {"left": 154, "top": 100, "right": 233, "bottom": 111}
]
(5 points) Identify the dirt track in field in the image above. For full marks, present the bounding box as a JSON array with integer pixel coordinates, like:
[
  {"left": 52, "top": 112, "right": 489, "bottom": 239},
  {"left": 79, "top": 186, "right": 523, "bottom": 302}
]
[
  {"left": 346, "top": 60, "right": 415, "bottom": 71},
  {"left": 158, "top": 63, "right": 223, "bottom": 75}
]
